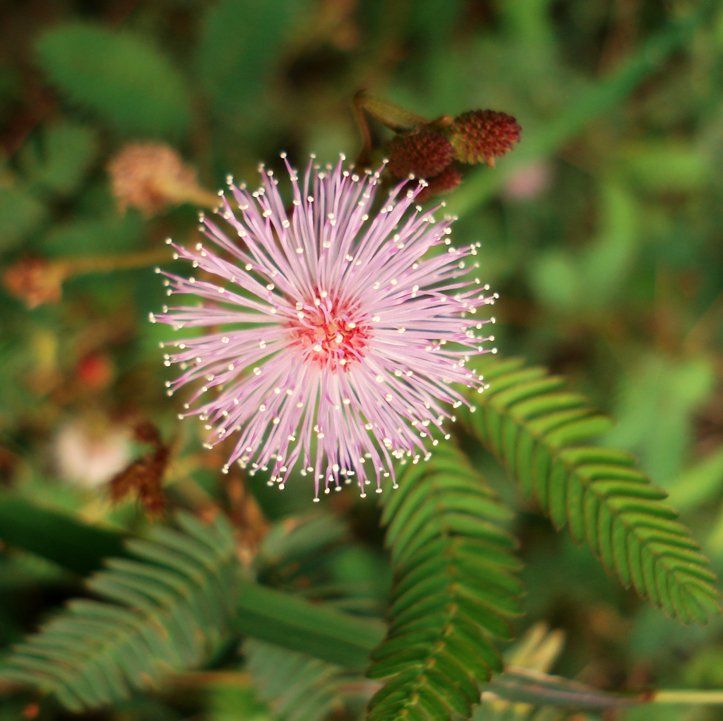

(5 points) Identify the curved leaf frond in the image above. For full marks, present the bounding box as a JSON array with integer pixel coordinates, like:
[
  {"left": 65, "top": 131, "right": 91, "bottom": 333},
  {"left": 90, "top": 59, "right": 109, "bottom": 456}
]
[
  {"left": 247, "top": 514, "right": 382, "bottom": 721},
  {"left": 464, "top": 356, "right": 720, "bottom": 623},
  {"left": 367, "top": 444, "right": 523, "bottom": 721},
  {"left": 246, "top": 640, "right": 351, "bottom": 721},
  {"left": 0, "top": 513, "right": 240, "bottom": 711}
]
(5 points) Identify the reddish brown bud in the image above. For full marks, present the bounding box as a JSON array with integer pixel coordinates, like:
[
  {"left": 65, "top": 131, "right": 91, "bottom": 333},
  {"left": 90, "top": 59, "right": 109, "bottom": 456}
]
[
  {"left": 418, "top": 165, "right": 463, "bottom": 202},
  {"left": 3, "top": 257, "right": 65, "bottom": 308},
  {"left": 76, "top": 353, "right": 114, "bottom": 391},
  {"left": 450, "top": 110, "right": 521, "bottom": 166},
  {"left": 22, "top": 703, "right": 40, "bottom": 720},
  {"left": 386, "top": 127, "right": 454, "bottom": 180}
]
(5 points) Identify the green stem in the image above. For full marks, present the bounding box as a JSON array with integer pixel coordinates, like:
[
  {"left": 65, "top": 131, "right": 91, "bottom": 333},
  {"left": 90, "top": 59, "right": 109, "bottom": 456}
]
[
  {"left": 652, "top": 690, "right": 723, "bottom": 705},
  {"left": 235, "top": 580, "right": 384, "bottom": 670},
  {"left": 354, "top": 90, "right": 428, "bottom": 132},
  {"left": 56, "top": 247, "right": 171, "bottom": 278},
  {"left": 0, "top": 496, "right": 126, "bottom": 575},
  {"left": 160, "top": 180, "right": 219, "bottom": 210}
]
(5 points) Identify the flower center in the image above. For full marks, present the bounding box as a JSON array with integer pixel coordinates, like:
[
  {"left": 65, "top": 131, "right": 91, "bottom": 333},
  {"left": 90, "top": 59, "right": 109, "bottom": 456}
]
[{"left": 287, "top": 295, "right": 371, "bottom": 371}]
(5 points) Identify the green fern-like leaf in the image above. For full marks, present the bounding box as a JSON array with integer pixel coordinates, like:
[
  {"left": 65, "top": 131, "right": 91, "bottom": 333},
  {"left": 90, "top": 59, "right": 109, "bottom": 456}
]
[
  {"left": 462, "top": 356, "right": 720, "bottom": 623},
  {"left": 367, "top": 444, "right": 523, "bottom": 721},
  {"left": 246, "top": 640, "right": 351, "bottom": 721},
  {"left": 0, "top": 513, "right": 240, "bottom": 711},
  {"left": 35, "top": 22, "right": 191, "bottom": 137},
  {"left": 245, "top": 515, "right": 379, "bottom": 721},
  {"left": 256, "top": 512, "right": 387, "bottom": 615}
]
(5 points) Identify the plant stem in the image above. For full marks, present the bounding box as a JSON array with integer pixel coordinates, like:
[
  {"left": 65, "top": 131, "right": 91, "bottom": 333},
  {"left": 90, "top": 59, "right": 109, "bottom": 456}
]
[
  {"left": 354, "top": 90, "right": 427, "bottom": 132},
  {"left": 171, "top": 670, "right": 251, "bottom": 688},
  {"left": 55, "top": 246, "right": 171, "bottom": 279},
  {"left": 0, "top": 496, "right": 126, "bottom": 575},
  {"left": 161, "top": 179, "right": 219, "bottom": 210},
  {"left": 652, "top": 690, "right": 723, "bottom": 705},
  {"left": 234, "top": 579, "right": 385, "bottom": 670},
  {"left": 353, "top": 89, "right": 428, "bottom": 165}
]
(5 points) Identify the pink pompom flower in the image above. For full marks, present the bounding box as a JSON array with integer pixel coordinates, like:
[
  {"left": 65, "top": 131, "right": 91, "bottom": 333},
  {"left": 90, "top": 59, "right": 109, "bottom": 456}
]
[{"left": 151, "top": 154, "right": 497, "bottom": 500}]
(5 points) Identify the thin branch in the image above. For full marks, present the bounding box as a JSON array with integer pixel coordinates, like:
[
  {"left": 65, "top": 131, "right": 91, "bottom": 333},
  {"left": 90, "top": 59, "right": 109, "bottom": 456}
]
[{"left": 55, "top": 247, "right": 171, "bottom": 278}]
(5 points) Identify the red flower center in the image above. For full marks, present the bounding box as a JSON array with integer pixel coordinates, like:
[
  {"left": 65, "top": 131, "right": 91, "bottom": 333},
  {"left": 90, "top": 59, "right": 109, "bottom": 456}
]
[{"left": 287, "top": 295, "right": 371, "bottom": 371}]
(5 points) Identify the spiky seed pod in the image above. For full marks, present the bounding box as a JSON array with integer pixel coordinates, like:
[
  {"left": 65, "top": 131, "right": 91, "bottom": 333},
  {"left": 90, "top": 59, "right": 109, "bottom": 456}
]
[
  {"left": 417, "top": 164, "right": 463, "bottom": 202},
  {"left": 386, "top": 127, "right": 454, "bottom": 179},
  {"left": 450, "top": 110, "right": 521, "bottom": 166}
]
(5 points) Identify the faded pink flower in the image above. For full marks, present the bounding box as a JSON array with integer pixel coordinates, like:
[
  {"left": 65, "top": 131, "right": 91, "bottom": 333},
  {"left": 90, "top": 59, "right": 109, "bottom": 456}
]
[
  {"left": 152, "top": 155, "right": 497, "bottom": 499},
  {"left": 503, "top": 161, "right": 552, "bottom": 201},
  {"left": 55, "top": 418, "right": 131, "bottom": 489}
]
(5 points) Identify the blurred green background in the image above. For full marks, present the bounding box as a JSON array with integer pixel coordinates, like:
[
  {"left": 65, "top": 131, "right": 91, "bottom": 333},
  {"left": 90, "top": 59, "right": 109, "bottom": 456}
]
[{"left": 0, "top": 0, "right": 721, "bottom": 719}]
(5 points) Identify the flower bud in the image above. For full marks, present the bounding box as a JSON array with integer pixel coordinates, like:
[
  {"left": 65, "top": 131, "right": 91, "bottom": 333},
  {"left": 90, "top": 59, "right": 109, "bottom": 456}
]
[
  {"left": 418, "top": 165, "right": 462, "bottom": 202},
  {"left": 76, "top": 352, "right": 114, "bottom": 391},
  {"left": 387, "top": 127, "right": 454, "bottom": 180},
  {"left": 450, "top": 110, "right": 521, "bottom": 166},
  {"left": 3, "top": 257, "right": 65, "bottom": 308}
]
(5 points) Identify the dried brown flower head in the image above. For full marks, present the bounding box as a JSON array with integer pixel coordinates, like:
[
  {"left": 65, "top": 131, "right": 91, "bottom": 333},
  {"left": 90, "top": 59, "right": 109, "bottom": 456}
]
[
  {"left": 450, "top": 110, "right": 521, "bottom": 167},
  {"left": 109, "top": 421, "right": 169, "bottom": 516},
  {"left": 108, "top": 143, "right": 209, "bottom": 216}
]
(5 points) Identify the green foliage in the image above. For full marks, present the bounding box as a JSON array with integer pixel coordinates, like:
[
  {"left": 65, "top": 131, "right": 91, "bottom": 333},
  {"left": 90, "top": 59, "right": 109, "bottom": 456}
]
[
  {"left": 246, "top": 640, "right": 350, "bottom": 721},
  {"left": 367, "top": 444, "right": 522, "bottom": 721},
  {"left": 17, "top": 120, "right": 98, "bottom": 198},
  {"left": 1, "top": 2, "right": 722, "bottom": 720},
  {"left": 0, "top": 513, "right": 240, "bottom": 711},
  {"left": 448, "top": 3, "right": 709, "bottom": 214},
  {"left": 196, "top": 0, "right": 310, "bottom": 119},
  {"left": 35, "top": 23, "right": 191, "bottom": 137},
  {"left": 41, "top": 212, "right": 145, "bottom": 256},
  {"left": 241, "top": 515, "right": 382, "bottom": 721},
  {"left": 206, "top": 683, "right": 273, "bottom": 721},
  {"left": 606, "top": 353, "right": 715, "bottom": 483},
  {"left": 256, "top": 512, "right": 388, "bottom": 613},
  {"left": 667, "top": 446, "right": 723, "bottom": 514},
  {"left": 462, "top": 356, "right": 720, "bottom": 623},
  {"left": 0, "top": 120, "right": 97, "bottom": 254},
  {"left": 245, "top": 514, "right": 382, "bottom": 721},
  {"left": 530, "top": 180, "right": 638, "bottom": 313},
  {"left": 0, "top": 496, "right": 126, "bottom": 575},
  {"left": 0, "top": 184, "right": 47, "bottom": 252}
]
